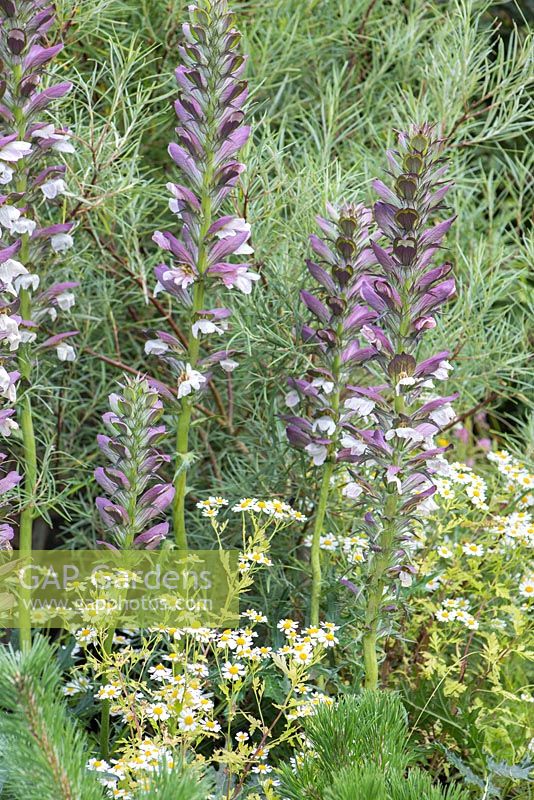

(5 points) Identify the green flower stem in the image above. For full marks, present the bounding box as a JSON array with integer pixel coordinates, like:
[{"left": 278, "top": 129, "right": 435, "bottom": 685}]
[
  {"left": 362, "top": 312, "right": 409, "bottom": 688},
  {"left": 18, "top": 288, "right": 36, "bottom": 653},
  {"left": 310, "top": 347, "right": 341, "bottom": 626},
  {"left": 172, "top": 117, "right": 214, "bottom": 547},
  {"left": 362, "top": 493, "right": 398, "bottom": 690},
  {"left": 310, "top": 460, "right": 334, "bottom": 626},
  {"left": 99, "top": 627, "right": 115, "bottom": 758},
  {"left": 173, "top": 278, "right": 205, "bottom": 549}
]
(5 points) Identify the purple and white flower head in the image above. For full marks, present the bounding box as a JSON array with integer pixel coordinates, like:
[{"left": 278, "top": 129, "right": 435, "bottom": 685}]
[
  {"left": 94, "top": 376, "right": 175, "bottom": 550},
  {"left": 340, "top": 124, "right": 457, "bottom": 592},
  {"left": 0, "top": 0, "right": 78, "bottom": 366},
  {"left": 284, "top": 202, "right": 376, "bottom": 480},
  {"left": 147, "top": 0, "right": 256, "bottom": 397}
]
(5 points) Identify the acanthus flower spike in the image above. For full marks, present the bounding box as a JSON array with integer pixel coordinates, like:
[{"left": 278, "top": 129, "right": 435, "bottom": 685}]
[
  {"left": 94, "top": 376, "right": 175, "bottom": 551},
  {"left": 284, "top": 202, "right": 375, "bottom": 624},
  {"left": 347, "top": 124, "right": 458, "bottom": 690},
  {"left": 0, "top": 0, "right": 77, "bottom": 650},
  {"left": 146, "top": 0, "right": 257, "bottom": 548}
]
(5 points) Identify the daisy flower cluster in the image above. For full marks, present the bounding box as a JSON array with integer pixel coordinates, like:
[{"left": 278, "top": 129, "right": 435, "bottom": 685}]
[
  {"left": 489, "top": 510, "right": 533, "bottom": 550},
  {"left": 434, "top": 461, "right": 488, "bottom": 510},
  {"left": 196, "top": 494, "right": 307, "bottom": 522},
  {"left": 303, "top": 531, "right": 370, "bottom": 567},
  {"left": 87, "top": 740, "right": 175, "bottom": 799},
  {"left": 488, "top": 449, "right": 534, "bottom": 507},
  {"left": 434, "top": 597, "right": 479, "bottom": 630},
  {"left": 72, "top": 606, "right": 338, "bottom": 795}
]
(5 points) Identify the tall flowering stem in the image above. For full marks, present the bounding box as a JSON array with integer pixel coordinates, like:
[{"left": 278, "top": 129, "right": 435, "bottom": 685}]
[
  {"left": 284, "top": 203, "right": 375, "bottom": 625},
  {"left": 95, "top": 376, "right": 175, "bottom": 552},
  {"left": 0, "top": 0, "right": 77, "bottom": 649},
  {"left": 147, "top": 0, "right": 257, "bottom": 549},
  {"left": 94, "top": 375, "right": 174, "bottom": 756},
  {"left": 350, "top": 125, "right": 457, "bottom": 689}
]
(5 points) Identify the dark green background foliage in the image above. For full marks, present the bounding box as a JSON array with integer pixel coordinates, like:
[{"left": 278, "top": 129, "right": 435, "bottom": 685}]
[
  {"left": 278, "top": 691, "right": 470, "bottom": 799},
  {"left": 22, "top": 0, "right": 532, "bottom": 553}
]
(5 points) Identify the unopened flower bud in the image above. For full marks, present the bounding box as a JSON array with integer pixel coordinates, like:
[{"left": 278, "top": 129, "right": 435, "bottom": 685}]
[
  {"left": 0, "top": 0, "right": 16, "bottom": 17},
  {"left": 7, "top": 28, "right": 25, "bottom": 55},
  {"left": 19, "top": 74, "right": 40, "bottom": 97}
]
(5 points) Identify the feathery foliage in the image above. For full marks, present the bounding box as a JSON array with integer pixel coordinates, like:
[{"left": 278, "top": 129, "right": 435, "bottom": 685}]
[
  {"left": 0, "top": 636, "right": 106, "bottom": 800},
  {"left": 278, "top": 691, "right": 469, "bottom": 800}
]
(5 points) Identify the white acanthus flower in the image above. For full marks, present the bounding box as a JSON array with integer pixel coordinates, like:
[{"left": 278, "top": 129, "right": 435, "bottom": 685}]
[
  {"left": 0, "top": 367, "right": 17, "bottom": 402},
  {"left": 0, "top": 260, "right": 38, "bottom": 296},
  {"left": 0, "top": 414, "right": 18, "bottom": 436},
  {"left": 40, "top": 178, "right": 67, "bottom": 199},
  {"left": 32, "top": 124, "right": 75, "bottom": 153},
  {"left": 177, "top": 364, "right": 206, "bottom": 398},
  {"left": 429, "top": 404, "right": 456, "bottom": 427},
  {"left": 56, "top": 292, "right": 76, "bottom": 311},
  {"left": 51, "top": 233, "right": 74, "bottom": 253},
  {"left": 191, "top": 319, "right": 226, "bottom": 338},
  {"left": 0, "top": 315, "right": 21, "bottom": 351},
  {"left": 432, "top": 360, "right": 453, "bottom": 381},
  {"left": 215, "top": 217, "right": 254, "bottom": 255},
  {"left": 345, "top": 396, "right": 376, "bottom": 417},
  {"left": 395, "top": 375, "right": 416, "bottom": 395},
  {"left": 312, "top": 416, "right": 336, "bottom": 436},
  {"left": 0, "top": 204, "right": 21, "bottom": 234},
  {"left": 0, "top": 140, "right": 32, "bottom": 162},
  {"left": 340, "top": 434, "right": 366, "bottom": 456},
  {"left": 384, "top": 427, "right": 425, "bottom": 445},
  {"left": 144, "top": 339, "right": 169, "bottom": 356},
  {"left": 285, "top": 390, "right": 299, "bottom": 408},
  {"left": 305, "top": 442, "right": 328, "bottom": 466},
  {"left": 399, "top": 570, "right": 413, "bottom": 587},
  {"left": 342, "top": 481, "right": 363, "bottom": 499},
  {"left": 0, "top": 162, "right": 14, "bottom": 185},
  {"left": 56, "top": 343, "right": 76, "bottom": 362},
  {"left": 311, "top": 377, "right": 334, "bottom": 395},
  {"left": 220, "top": 358, "right": 238, "bottom": 372},
  {"left": 12, "top": 217, "right": 36, "bottom": 236}
]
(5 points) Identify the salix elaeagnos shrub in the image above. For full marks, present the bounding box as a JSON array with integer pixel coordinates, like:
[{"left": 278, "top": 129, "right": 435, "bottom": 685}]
[
  {"left": 0, "top": 0, "right": 77, "bottom": 649},
  {"left": 145, "top": 0, "right": 257, "bottom": 549},
  {"left": 287, "top": 125, "right": 458, "bottom": 688}
]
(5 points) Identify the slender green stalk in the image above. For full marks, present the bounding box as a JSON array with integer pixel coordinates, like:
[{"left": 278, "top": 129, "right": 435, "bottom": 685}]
[
  {"left": 99, "top": 627, "right": 115, "bottom": 758},
  {"left": 361, "top": 494, "right": 397, "bottom": 690},
  {"left": 173, "top": 276, "right": 206, "bottom": 549},
  {"left": 310, "top": 460, "right": 335, "bottom": 626},
  {"left": 172, "top": 156, "right": 212, "bottom": 548},
  {"left": 362, "top": 322, "right": 407, "bottom": 689},
  {"left": 309, "top": 348, "right": 341, "bottom": 626}
]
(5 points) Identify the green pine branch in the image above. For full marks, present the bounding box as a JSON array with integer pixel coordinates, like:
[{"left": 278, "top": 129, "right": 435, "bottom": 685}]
[{"left": 0, "top": 636, "right": 106, "bottom": 800}]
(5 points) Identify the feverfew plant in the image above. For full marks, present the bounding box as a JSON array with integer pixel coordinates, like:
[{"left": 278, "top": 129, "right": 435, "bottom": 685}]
[
  {"left": 0, "top": 0, "right": 77, "bottom": 649},
  {"left": 65, "top": 502, "right": 336, "bottom": 798},
  {"left": 145, "top": 0, "right": 257, "bottom": 549},
  {"left": 399, "top": 450, "right": 534, "bottom": 763}
]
